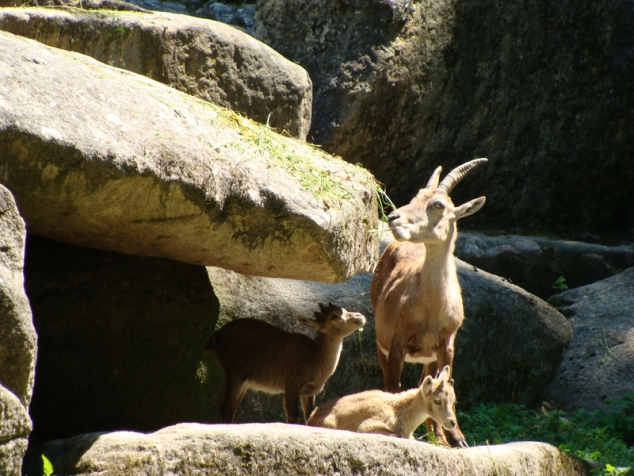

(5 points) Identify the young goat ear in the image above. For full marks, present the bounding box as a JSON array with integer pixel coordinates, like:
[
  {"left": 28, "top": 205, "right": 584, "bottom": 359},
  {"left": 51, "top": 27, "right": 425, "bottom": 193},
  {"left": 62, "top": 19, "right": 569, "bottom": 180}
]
[
  {"left": 422, "top": 375, "right": 434, "bottom": 395},
  {"left": 296, "top": 315, "right": 319, "bottom": 329},
  {"left": 438, "top": 365, "right": 451, "bottom": 382}
]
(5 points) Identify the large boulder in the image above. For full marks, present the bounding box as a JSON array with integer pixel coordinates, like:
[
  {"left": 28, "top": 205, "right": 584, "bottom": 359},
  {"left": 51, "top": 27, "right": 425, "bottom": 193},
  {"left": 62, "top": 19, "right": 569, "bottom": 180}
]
[
  {"left": 545, "top": 267, "right": 634, "bottom": 411},
  {"left": 253, "top": 0, "right": 634, "bottom": 237},
  {"left": 0, "top": 7, "right": 311, "bottom": 139},
  {"left": 456, "top": 233, "right": 634, "bottom": 300},
  {"left": 24, "top": 235, "right": 221, "bottom": 447},
  {"left": 455, "top": 260, "right": 572, "bottom": 408},
  {"left": 0, "top": 386, "right": 32, "bottom": 476},
  {"left": 22, "top": 422, "right": 591, "bottom": 475},
  {"left": 0, "top": 31, "right": 379, "bottom": 283},
  {"left": 0, "top": 185, "right": 36, "bottom": 475}
]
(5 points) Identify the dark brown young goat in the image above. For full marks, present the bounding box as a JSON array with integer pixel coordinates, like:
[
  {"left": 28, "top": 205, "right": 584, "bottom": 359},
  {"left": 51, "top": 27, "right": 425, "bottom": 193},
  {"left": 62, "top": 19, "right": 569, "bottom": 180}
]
[{"left": 205, "top": 303, "right": 366, "bottom": 424}]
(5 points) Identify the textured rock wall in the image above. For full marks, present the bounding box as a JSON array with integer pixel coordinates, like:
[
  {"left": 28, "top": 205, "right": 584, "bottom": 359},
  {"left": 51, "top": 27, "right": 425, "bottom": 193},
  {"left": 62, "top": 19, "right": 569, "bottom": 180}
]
[
  {"left": 254, "top": 0, "right": 634, "bottom": 237},
  {"left": 0, "top": 185, "right": 36, "bottom": 475}
]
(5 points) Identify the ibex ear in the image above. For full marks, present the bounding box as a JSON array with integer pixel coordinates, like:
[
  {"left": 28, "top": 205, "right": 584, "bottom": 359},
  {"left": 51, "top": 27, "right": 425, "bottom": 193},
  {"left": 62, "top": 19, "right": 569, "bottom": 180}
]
[
  {"left": 296, "top": 315, "right": 319, "bottom": 329},
  {"left": 438, "top": 365, "right": 451, "bottom": 382},
  {"left": 422, "top": 375, "right": 434, "bottom": 395},
  {"left": 455, "top": 196, "right": 486, "bottom": 219}
]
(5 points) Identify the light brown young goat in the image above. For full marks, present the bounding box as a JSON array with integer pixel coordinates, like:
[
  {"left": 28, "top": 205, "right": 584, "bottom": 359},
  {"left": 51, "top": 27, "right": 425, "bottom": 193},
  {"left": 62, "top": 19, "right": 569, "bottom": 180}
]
[
  {"left": 307, "top": 365, "right": 457, "bottom": 440},
  {"left": 370, "top": 158, "right": 487, "bottom": 447},
  {"left": 204, "top": 303, "right": 366, "bottom": 424}
]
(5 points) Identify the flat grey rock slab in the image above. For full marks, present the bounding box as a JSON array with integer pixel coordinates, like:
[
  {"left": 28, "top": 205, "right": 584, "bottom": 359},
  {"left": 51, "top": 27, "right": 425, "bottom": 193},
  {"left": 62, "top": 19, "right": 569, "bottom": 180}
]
[
  {"left": 0, "top": 7, "right": 312, "bottom": 139},
  {"left": 23, "top": 422, "right": 591, "bottom": 475},
  {"left": 0, "top": 31, "right": 379, "bottom": 282}
]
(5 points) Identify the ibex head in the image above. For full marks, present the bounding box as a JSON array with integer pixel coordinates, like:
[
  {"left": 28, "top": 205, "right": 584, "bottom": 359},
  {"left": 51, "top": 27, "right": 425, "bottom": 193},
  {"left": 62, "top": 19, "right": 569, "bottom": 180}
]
[
  {"left": 421, "top": 365, "right": 458, "bottom": 431},
  {"left": 388, "top": 159, "right": 487, "bottom": 243},
  {"left": 296, "top": 302, "right": 366, "bottom": 337}
]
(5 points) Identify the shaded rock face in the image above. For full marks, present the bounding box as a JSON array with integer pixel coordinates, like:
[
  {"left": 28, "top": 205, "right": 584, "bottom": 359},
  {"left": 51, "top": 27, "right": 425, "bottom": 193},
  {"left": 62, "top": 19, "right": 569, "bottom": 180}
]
[
  {"left": 0, "top": 185, "right": 36, "bottom": 476},
  {"left": 0, "top": 31, "right": 379, "bottom": 283},
  {"left": 254, "top": 0, "right": 405, "bottom": 147},
  {"left": 23, "top": 422, "right": 592, "bottom": 476},
  {"left": 545, "top": 267, "right": 634, "bottom": 411},
  {"left": 24, "top": 235, "right": 221, "bottom": 447},
  {"left": 254, "top": 0, "right": 634, "bottom": 237},
  {"left": 455, "top": 260, "right": 572, "bottom": 408},
  {"left": 456, "top": 233, "right": 634, "bottom": 300},
  {"left": 0, "top": 8, "right": 312, "bottom": 139}
]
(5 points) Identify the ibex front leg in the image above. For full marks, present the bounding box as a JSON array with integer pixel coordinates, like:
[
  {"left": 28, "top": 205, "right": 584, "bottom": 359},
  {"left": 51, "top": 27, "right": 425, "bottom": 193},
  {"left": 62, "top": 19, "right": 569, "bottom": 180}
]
[{"left": 379, "top": 340, "right": 407, "bottom": 393}]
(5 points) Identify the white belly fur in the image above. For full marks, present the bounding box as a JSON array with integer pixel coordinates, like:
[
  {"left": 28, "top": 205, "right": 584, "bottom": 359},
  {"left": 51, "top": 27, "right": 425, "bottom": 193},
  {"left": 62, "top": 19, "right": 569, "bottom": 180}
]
[
  {"left": 245, "top": 381, "right": 283, "bottom": 395},
  {"left": 378, "top": 344, "right": 437, "bottom": 365}
]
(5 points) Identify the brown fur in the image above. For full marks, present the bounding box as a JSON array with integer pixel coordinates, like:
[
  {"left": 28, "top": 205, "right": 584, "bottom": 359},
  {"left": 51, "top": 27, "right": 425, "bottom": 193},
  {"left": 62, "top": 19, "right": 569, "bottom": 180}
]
[
  {"left": 371, "top": 159, "right": 487, "bottom": 447},
  {"left": 307, "top": 366, "right": 457, "bottom": 440},
  {"left": 205, "top": 303, "right": 366, "bottom": 424}
]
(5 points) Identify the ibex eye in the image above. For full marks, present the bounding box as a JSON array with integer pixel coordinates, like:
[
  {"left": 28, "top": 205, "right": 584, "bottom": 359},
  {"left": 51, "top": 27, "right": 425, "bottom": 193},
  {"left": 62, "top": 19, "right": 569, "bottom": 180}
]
[
  {"left": 434, "top": 399, "right": 441, "bottom": 405},
  {"left": 433, "top": 201, "right": 444, "bottom": 209}
]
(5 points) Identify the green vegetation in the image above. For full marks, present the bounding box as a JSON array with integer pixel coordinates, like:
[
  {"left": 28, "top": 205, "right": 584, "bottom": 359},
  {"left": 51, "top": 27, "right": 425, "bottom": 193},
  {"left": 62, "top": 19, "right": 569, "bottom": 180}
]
[
  {"left": 553, "top": 275, "right": 569, "bottom": 291},
  {"left": 375, "top": 187, "right": 396, "bottom": 222},
  {"left": 42, "top": 454, "right": 54, "bottom": 476},
  {"left": 25, "top": 454, "right": 54, "bottom": 476},
  {"left": 596, "top": 327, "right": 620, "bottom": 364},
  {"left": 416, "top": 395, "right": 634, "bottom": 475},
  {"left": 245, "top": 116, "right": 378, "bottom": 207}
]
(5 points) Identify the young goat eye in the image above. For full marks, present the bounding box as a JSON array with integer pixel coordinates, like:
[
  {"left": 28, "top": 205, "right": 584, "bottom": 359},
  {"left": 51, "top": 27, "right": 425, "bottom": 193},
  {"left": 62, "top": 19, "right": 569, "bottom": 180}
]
[
  {"left": 433, "top": 399, "right": 441, "bottom": 405},
  {"left": 330, "top": 314, "right": 340, "bottom": 321}
]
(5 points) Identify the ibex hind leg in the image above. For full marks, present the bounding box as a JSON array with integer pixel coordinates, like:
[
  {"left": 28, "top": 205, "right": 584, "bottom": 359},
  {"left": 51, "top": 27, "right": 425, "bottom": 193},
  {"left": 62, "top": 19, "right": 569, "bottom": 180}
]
[
  {"left": 427, "top": 419, "right": 469, "bottom": 448},
  {"left": 425, "top": 420, "right": 450, "bottom": 446},
  {"left": 377, "top": 343, "right": 390, "bottom": 388},
  {"left": 284, "top": 389, "right": 302, "bottom": 424},
  {"left": 429, "top": 418, "right": 468, "bottom": 448},
  {"left": 446, "top": 427, "right": 468, "bottom": 448},
  {"left": 221, "top": 377, "right": 247, "bottom": 423},
  {"left": 301, "top": 395, "right": 315, "bottom": 423}
]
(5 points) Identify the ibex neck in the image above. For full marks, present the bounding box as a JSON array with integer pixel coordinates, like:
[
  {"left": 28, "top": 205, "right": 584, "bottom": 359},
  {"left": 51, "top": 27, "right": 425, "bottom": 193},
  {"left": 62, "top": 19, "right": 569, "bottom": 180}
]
[
  {"left": 425, "top": 225, "right": 457, "bottom": 258},
  {"left": 313, "top": 334, "right": 345, "bottom": 373},
  {"left": 421, "top": 237, "right": 457, "bottom": 283},
  {"left": 399, "top": 388, "right": 430, "bottom": 437}
]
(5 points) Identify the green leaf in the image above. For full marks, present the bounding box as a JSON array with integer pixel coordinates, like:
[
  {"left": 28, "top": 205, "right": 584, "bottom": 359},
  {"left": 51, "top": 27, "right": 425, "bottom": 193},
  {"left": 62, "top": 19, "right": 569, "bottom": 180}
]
[{"left": 42, "top": 454, "right": 54, "bottom": 476}]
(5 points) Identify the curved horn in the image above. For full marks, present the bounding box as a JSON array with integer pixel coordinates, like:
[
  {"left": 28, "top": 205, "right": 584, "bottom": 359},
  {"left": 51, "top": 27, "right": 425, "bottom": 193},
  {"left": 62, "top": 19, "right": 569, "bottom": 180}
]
[
  {"left": 426, "top": 166, "right": 443, "bottom": 189},
  {"left": 437, "top": 158, "right": 488, "bottom": 193}
]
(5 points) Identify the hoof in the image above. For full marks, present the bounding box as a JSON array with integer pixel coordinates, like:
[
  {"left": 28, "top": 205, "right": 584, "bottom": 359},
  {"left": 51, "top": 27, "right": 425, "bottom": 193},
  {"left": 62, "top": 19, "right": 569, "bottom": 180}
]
[{"left": 452, "top": 438, "right": 469, "bottom": 449}]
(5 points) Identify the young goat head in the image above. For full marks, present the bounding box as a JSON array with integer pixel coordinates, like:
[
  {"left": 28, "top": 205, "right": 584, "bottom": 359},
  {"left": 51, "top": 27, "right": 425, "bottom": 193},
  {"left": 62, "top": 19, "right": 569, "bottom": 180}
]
[
  {"left": 307, "top": 365, "right": 458, "bottom": 440},
  {"left": 205, "top": 302, "right": 366, "bottom": 424},
  {"left": 370, "top": 158, "right": 487, "bottom": 448}
]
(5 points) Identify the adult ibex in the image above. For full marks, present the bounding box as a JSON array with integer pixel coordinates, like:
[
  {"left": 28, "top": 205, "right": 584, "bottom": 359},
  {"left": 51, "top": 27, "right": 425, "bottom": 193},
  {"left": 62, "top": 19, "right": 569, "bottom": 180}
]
[
  {"left": 204, "top": 303, "right": 366, "bottom": 424},
  {"left": 370, "top": 158, "right": 487, "bottom": 448},
  {"left": 306, "top": 365, "right": 457, "bottom": 440}
]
